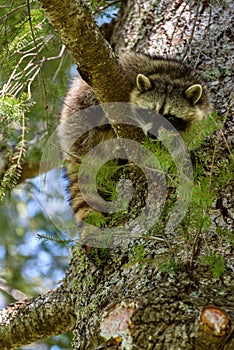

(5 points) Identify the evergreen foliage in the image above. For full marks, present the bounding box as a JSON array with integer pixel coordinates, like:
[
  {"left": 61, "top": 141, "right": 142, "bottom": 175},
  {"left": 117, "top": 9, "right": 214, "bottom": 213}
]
[
  {"left": 182, "top": 112, "right": 223, "bottom": 150},
  {"left": 0, "top": 94, "right": 34, "bottom": 200},
  {"left": 201, "top": 253, "right": 226, "bottom": 278},
  {"left": 0, "top": 1, "right": 70, "bottom": 199},
  {"left": 71, "top": 111, "right": 233, "bottom": 270}
]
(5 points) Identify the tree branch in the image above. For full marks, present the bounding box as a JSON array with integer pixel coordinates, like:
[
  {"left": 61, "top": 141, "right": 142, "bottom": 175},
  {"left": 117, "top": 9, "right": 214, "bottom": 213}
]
[
  {"left": 37, "top": 0, "right": 146, "bottom": 154},
  {"left": 0, "top": 286, "right": 75, "bottom": 349},
  {"left": 38, "top": 0, "right": 131, "bottom": 104}
]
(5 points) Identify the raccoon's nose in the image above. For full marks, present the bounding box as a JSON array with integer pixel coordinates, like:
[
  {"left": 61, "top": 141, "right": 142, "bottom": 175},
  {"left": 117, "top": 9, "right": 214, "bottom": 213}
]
[
  {"left": 165, "top": 115, "right": 188, "bottom": 131},
  {"left": 147, "top": 130, "right": 158, "bottom": 140}
]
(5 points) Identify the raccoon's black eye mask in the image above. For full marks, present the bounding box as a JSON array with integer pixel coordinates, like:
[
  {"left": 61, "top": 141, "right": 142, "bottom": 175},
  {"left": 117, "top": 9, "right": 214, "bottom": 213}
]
[{"left": 163, "top": 115, "right": 188, "bottom": 131}]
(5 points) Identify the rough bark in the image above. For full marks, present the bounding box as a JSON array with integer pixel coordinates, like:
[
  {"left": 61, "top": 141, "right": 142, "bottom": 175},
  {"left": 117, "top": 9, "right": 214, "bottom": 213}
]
[
  {"left": 67, "top": 244, "right": 234, "bottom": 350},
  {"left": 0, "top": 286, "right": 75, "bottom": 349},
  {"left": 1, "top": 0, "right": 233, "bottom": 349},
  {"left": 70, "top": 0, "right": 234, "bottom": 348}
]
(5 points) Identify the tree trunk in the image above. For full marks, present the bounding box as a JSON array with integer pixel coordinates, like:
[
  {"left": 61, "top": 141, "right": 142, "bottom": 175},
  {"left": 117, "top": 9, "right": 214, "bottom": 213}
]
[
  {"left": 0, "top": 0, "right": 233, "bottom": 349},
  {"left": 70, "top": 0, "right": 234, "bottom": 348}
]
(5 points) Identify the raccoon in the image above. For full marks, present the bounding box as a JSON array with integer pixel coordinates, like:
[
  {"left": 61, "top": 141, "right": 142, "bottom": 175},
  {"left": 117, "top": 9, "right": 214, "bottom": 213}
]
[
  {"left": 58, "top": 52, "right": 212, "bottom": 225},
  {"left": 121, "top": 52, "right": 211, "bottom": 130}
]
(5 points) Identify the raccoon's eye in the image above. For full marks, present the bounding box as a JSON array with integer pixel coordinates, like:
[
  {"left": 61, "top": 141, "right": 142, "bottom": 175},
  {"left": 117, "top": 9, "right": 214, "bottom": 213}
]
[{"left": 164, "top": 115, "right": 188, "bottom": 131}]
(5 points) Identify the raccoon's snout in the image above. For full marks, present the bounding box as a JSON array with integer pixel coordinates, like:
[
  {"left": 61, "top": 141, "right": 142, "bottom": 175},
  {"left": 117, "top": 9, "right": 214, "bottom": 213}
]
[
  {"left": 165, "top": 115, "right": 188, "bottom": 131},
  {"left": 147, "top": 130, "right": 158, "bottom": 140}
]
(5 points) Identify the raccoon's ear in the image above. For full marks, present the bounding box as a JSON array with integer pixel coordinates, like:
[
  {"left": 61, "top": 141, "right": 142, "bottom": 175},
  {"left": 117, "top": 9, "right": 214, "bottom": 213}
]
[
  {"left": 136, "top": 74, "right": 152, "bottom": 92},
  {"left": 185, "top": 84, "right": 203, "bottom": 105}
]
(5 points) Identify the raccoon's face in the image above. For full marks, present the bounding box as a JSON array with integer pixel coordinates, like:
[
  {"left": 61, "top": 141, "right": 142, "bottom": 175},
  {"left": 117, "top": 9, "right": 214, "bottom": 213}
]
[{"left": 130, "top": 74, "right": 211, "bottom": 131}]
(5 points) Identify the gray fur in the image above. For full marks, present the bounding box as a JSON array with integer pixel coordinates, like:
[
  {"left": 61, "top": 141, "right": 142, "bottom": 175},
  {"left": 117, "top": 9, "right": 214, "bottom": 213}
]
[{"left": 58, "top": 52, "right": 212, "bottom": 222}]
